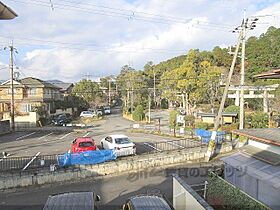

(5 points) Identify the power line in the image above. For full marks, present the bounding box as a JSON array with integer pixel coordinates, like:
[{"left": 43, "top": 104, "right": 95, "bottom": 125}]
[{"left": 10, "top": 0, "right": 236, "bottom": 30}]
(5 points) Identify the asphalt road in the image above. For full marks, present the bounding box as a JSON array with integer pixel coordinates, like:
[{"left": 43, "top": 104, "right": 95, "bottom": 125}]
[
  {"left": 0, "top": 108, "right": 179, "bottom": 157},
  {"left": 0, "top": 163, "right": 211, "bottom": 210}
]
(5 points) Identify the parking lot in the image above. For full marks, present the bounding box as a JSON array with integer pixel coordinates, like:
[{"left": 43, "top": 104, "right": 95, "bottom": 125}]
[{"left": 0, "top": 109, "right": 196, "bottom": 158}]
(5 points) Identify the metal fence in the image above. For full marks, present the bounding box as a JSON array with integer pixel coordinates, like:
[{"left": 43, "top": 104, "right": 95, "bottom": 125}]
[
  {"left": 141, "top": 138, "right": 206, "bottom": 153},
  {"left": 0, "top": 154, "right": 58, "bottom": 173}
]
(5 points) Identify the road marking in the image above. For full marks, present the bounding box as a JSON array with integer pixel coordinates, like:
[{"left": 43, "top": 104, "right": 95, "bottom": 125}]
[
  {"left": 143, "top": 142, "right": 162, "bottom": 152},
  {"left": 16, "top": 132, "right": 36, "bottom": 140},
  {"left": 59, "top": 132, "right": 72, "bottom": 139},
  {"left": 38, "top": 132, "right": 53, "bottom": 140},
  {"left": 83, "top": 132, "right": 91, "bottom": 137}
]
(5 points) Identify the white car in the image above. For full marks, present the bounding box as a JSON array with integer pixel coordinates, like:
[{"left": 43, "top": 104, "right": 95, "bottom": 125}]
[
  {"left": 80, "top": 111, "right": 94, "bottom": 118},
  {"left": 104, "top": 106, "right": 111, "bottom": 115},
  {"left": 100, "top": 134, "right": 136, "bottom": 157}
]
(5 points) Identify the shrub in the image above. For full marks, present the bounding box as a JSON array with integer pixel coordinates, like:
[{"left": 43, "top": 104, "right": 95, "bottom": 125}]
[
  {"left": 246, "top": 112, "right": 268, "bottom": 128},
  {"left": 169, "top": 110, "right": 179, "bottom": 128},
  {"left": 132, "top": 105, "right": 145, "bottom": 121},
  {"left": 160, "top": 98, "right": 169, "bottom": 109},
  {"left": 224, "top": 105, "right": 239, "bottom": 116},
  {"left": 185, "top": 115, "right": 195, "bottom": 127},
  {"left": 195, "top": 122, "right": 209, "bottom": 130}
]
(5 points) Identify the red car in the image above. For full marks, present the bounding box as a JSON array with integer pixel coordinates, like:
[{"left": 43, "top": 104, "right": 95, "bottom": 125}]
[{"left": 71, "top": 137, "right": 97, "bottom": 153}]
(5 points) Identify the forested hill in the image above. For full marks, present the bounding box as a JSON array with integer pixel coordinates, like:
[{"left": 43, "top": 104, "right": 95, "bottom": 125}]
[{"left": 148, "top": 26, "right": 280, "bottom": 82}]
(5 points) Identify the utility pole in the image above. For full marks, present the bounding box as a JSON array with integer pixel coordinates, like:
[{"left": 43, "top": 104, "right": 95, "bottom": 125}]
[
  {"left": 239, "top": 10, "right": 246, "bottom": 129},
  {"left": 205, "top": 12, "right": 258, "bottom": 161},
  {"left": 108, "top": 79, "right": 111, "bottom": 106},
  {"left": 153, "top": 68, "right": 156, "bottom": 106},
  {"left": 6, "top": 43, "right": 15, "bottom": 131},
  {"left": 206, "top": 32, "right": 242, "bottom": 161},
  {"left": 148, "top": 94, "right": 151, "bottom": 123}
]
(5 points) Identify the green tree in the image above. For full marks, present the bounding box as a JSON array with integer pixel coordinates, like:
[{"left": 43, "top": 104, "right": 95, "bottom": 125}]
[
  {"left": 132, "top": 105, "right": 145, "bottom": 121},
  {"left": 72, "top": 79, "right": 104, "bottom": 108}
]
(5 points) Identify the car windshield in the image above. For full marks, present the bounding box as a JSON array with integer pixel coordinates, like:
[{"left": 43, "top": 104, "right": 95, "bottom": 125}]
[
  {"left": 115, "top": 138, "right": 130, "bottom": 144},
  {"left": 79, "top": 141, "right": 94, "bottom": 147}
]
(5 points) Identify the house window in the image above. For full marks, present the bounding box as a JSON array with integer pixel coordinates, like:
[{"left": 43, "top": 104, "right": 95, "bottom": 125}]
[
  {"left": 8, "top": 88, "right": 17, "bottom": 95},
  {"left": 22, "top": 104, "right": 32, "bottom": 112},
  {"left": 29, "top": 88, "right": 36, "bottom": 95}
]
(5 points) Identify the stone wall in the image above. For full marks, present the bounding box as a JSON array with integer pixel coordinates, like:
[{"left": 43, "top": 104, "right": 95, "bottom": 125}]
[{"left": 0, "top": 147, "right": 206, "bottom": 190}]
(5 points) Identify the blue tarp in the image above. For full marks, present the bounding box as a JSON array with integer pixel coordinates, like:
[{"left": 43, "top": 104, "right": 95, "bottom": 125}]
[
  {"left": 57, "top": 150, "right": 117, "bottom": 167},
  {"left": 195, "top": 129, "right": 226, "bottom": 143}
]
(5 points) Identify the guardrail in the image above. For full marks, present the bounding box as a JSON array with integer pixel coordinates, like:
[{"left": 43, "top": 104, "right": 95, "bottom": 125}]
[{"left": 0, "top": 154, "right": 58, "bottom": 173}]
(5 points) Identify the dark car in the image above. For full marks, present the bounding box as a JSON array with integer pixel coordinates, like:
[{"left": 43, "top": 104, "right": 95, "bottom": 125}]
[
  {"left": 52, "top": 114, "right": 71, "bottom": 126},
  {"left": 122, "top": 195, "right": 174, "bottom": 210},
  {"left": 43, "top": 191, "right": 100, "bottom": 210}
]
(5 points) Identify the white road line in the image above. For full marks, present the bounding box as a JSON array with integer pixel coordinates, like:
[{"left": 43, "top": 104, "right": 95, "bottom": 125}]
[
  {"left": 38, "top": 132, "right": 53, "bottom": 140},
  {"left": 83, "top": 132, "right": 91, "bottom": 137},
  {"left": 59, "top": 132, "right": 72, "bottom": 139},
  {"left": 16, "top": 132, "right": 36, "bottom": 140},
  {"left": 143, "top": 142, "right": 162, "bottom": 152}
]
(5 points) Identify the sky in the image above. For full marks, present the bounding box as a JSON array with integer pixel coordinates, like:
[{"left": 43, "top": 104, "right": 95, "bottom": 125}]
[{"left": 0, "top": 0, "right": 280, "bottom": 82}]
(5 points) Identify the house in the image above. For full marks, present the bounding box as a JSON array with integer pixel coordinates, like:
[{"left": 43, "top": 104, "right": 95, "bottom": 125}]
[
  {"left": 0, "top": 77, "right": 63, "bottom": 116},
  {"left": 49, "top": 82, "right": 74, "bottom": 102},
  {"left": 221, "top": 128, "right": 280, "bottom": 210},
  {"left": 196, "top": 112, "right": 238, "bottom": 124}
]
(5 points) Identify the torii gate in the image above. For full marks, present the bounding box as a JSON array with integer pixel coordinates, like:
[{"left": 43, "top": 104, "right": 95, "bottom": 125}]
[{"left": 227, "top": 84, "right": 279, "bottom": 113}]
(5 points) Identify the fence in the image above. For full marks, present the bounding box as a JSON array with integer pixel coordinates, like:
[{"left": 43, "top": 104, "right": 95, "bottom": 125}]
[
  {"left": 141, "top": 138, "right": 206, "bottom": 153},
  {"left": 0, "top": 154, "right": 58, "bottom": 173}
]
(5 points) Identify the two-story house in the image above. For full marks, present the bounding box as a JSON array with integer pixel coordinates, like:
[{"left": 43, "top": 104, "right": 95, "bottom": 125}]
[{"left": 0, "top": 77, "right": 62, "bottom": 116}]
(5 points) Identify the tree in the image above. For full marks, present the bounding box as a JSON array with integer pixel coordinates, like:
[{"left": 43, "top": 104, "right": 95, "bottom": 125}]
[
  {"left": 72, "top": 79, "right": 104, "bottom": 108},
  {"left": 160, "top": 49, "right": 222, "bottom": 114}
]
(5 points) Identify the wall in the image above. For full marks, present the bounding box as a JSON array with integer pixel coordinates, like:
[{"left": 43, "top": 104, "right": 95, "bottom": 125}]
[
  {"left": 0, "top": 147, "right": 206, "bottom": 190},
  {"left": 173, "top": 175, "right": 213, "bottom": 210},
  {"left": 0, "top": 120, "right": 10, "bottom": 134},
  {"left": 248, "top": 139, "right": 280, "bottom": 154},
  {"left": 3, "top": 112, "right": 39, "bottom": 128}
]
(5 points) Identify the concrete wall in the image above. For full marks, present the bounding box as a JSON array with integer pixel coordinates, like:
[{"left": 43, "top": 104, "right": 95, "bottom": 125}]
[
  {"left": 173, "top": 175, "right": 213, "bottom": 210},
  {"left": 0, "top": 120, "right": 10, "bottom": 134},
  {"left": 3, "top": 112, "right": 39, "bottom": 128},
  {"left": 0, "top": 147, "right": 206, "bottom": 190},
  {"left": 248, "top": 139, "right": 280, "bottom": 154}
]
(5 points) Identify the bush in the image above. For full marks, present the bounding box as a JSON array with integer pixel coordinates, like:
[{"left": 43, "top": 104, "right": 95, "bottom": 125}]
[
  {"left": 220, "top": 123, "right": 239, "bottom": 132},
  {"left": 195, "top": 122, "right": 209, "bottom": 130},
  {"left": 132, "top": 105, "right": 145, "bottom": 121},
  {"left": 169, "top": 110, "right": 179, "bottom": 128},
  {"left": 224, "top": 105, "right": 239, "bottom": 116},
  {"left": 246, "top": 112, "right": 268, "bottom": 128},
  {"left": 160, "top": 98, "right": 169, "bottom": 109},
  {"left": 185, "top": 115, "right": 195, "bottom": 127}
]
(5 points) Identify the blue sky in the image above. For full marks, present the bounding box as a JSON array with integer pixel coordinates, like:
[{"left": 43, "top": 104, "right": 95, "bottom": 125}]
[{"left": 0, "top": 0, "right": 280, "bottom": 82}]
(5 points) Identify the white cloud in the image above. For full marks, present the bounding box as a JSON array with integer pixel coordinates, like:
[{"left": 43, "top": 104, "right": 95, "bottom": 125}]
[{"left": 0, "top": 0, "right": 280, "bottom": 82}]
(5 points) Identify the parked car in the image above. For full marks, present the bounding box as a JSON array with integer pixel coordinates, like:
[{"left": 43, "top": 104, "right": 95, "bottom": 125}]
[
  {"left": 80, "top": 111, "right": 95, "bottom": 118},
  {"left": 52, "top": 114, "right": 71, "bottom": 126},
  {"left": 71, "top": 137, "right": 97, "bottom": 153},
  {"left": 104, "top": 106, "right": 111, "bottom": 115},
  {"left": 43, "top": 191, "right": 100, "bottom": 210},
  {"left": 122, "top": 195, "right": 174, "bottom": 210},
  {"left": 100, "top": 134, "right": 136, "bottom": 156}
]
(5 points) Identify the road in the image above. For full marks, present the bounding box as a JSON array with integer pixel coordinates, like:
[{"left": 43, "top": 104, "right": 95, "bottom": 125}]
[
  {"left": 0, "top": 163, "right": 211, "bottom": 210},
  {"left": 0, "top": 108, "right": 179, "bottom": 157}
]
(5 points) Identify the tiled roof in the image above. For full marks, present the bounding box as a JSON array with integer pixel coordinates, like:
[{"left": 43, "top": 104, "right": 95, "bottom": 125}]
[
  {"left": 20, "top": 77, "right": 60, "bottom": 89},
  {"left": 233, "top": 128, "right": 280, "bottom": 146}
]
